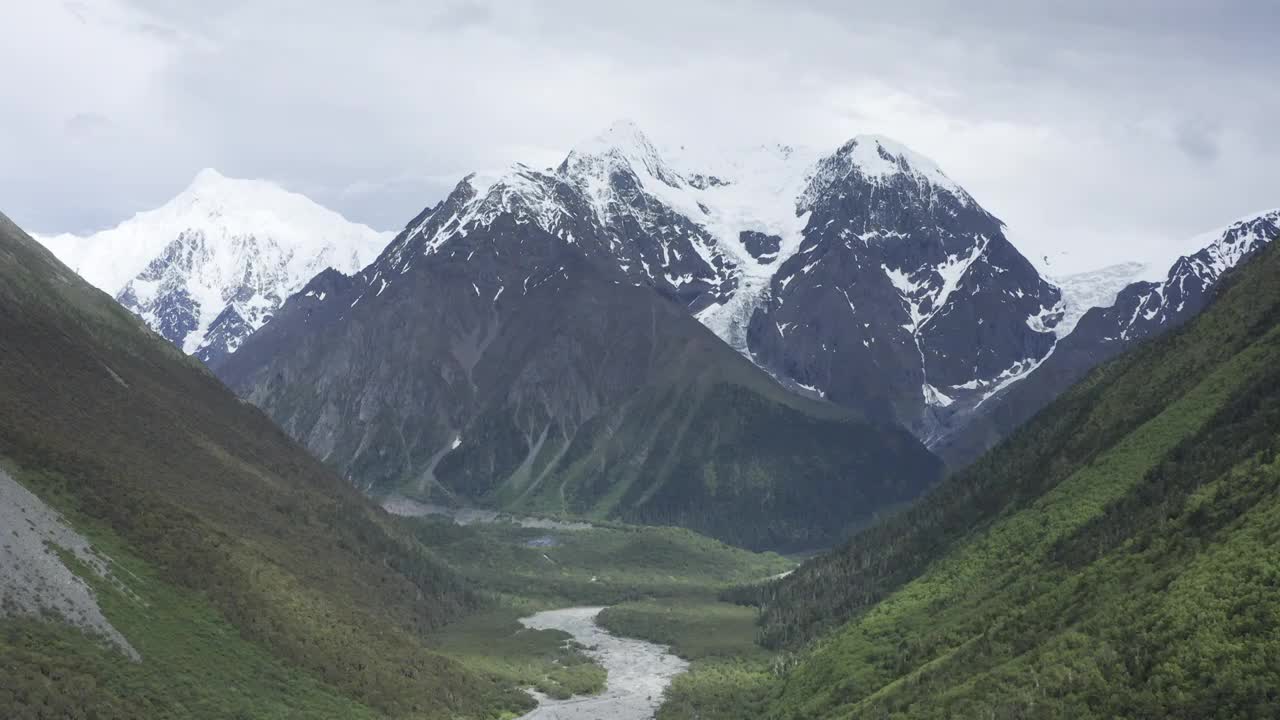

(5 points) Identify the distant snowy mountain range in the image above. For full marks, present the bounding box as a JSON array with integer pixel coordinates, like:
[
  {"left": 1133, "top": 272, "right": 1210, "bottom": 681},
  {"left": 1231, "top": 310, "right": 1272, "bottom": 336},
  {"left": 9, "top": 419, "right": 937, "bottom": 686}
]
[
  {"left": 35, "top": 169, "right": 388, "bottom": 364},
  {"left": 330, "top": 121, "right": 1065, "bottom": 443},
  {"left": 323, "top": 121, "right": 1276, "bottom": 442},
  {"left": 32, "top": 124, "right": 1279, "bottom": 462}
]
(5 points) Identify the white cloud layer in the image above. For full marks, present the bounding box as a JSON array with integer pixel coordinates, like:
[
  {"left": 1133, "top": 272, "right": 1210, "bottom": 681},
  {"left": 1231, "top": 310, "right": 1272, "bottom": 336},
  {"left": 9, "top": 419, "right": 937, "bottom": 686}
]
[{"left": 3, "top": 0, "right": 1277, "bottom": 271}]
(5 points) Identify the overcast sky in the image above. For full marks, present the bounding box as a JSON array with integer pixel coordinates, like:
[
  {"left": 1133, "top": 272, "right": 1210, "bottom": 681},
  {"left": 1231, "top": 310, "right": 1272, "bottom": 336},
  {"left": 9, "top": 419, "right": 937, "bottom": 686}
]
[{"left": 4, "top": 0, "right": 1277, "bottom": 272}]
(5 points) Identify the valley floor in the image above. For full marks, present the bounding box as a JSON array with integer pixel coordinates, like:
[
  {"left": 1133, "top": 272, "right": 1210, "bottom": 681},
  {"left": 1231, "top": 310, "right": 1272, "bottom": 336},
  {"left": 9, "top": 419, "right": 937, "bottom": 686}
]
[{"left": 406, "top": 508, "right": 792, "bottom": 719}]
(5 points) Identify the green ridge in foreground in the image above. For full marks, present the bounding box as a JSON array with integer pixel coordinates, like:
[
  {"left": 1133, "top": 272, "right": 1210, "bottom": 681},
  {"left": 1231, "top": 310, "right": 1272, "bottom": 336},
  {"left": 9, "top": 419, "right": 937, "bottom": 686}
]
[
  {"left": 754, "top": 240, "right": 1280, "bottom": 718},
  {"left": 0, "top": 211, "right": 527, "bottom": 718}
]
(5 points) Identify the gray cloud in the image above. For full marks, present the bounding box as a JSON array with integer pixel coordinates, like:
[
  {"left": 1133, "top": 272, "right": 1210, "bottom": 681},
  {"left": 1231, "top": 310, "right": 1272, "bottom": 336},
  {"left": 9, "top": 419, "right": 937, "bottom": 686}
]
[
  {"left": 2, "top": 0, "right": 1277, "bottom": 269},
  {"left": 1175, "top": 119, "right": 1221, "bottom": 166},
  {"left": 430, "top": 1, "right": 495, "bottom": 31}
]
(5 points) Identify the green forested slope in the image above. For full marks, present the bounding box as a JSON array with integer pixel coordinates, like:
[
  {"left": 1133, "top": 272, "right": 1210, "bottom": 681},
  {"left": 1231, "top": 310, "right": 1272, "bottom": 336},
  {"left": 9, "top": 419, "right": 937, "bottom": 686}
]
[
  {"left": 756, "top": 241, "right": 1280, "bottom": 718},
  {"left": 0, "top": 211, "right": 526, "bottom": 718}
]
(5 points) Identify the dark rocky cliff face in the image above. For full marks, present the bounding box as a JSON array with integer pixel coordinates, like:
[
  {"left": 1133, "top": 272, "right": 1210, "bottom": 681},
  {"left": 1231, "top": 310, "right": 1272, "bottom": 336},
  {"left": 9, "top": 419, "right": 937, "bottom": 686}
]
[{"left": 745, "top": 138, "right": 1061, "bottom": 440}]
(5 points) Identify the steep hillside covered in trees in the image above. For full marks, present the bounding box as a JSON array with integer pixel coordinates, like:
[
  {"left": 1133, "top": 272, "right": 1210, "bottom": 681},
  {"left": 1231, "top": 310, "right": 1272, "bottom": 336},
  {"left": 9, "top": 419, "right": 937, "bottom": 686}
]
[
  {"left": 0, "top": 211, "right": 527, "bottom": 718},
  {"left": 754, "top": 240, "right": 1280, "bottom": 718}
]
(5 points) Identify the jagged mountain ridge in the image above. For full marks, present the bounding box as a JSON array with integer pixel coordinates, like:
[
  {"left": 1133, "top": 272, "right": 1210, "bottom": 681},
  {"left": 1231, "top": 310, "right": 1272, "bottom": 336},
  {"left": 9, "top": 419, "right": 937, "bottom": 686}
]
[
  {"left": 741, "top": 135, "right": 1063, "bottom": 439},
  {"left": 36, "top": 169, "right": 389, "bottom": 364},
  {"left": 211, "top": 119, "right": 1271, "bottom": 515},
  {"left": 37, "top": 125, "right": 1267, "bottom": 462},
  {"left": 215, "top": 126, "right": 948, "bottom": 550},
  {"left": 572, "top": 123, "right": 1065, "bottom": 439},
  {"left": 934, "top": 208, "right": 1280, "bottom": 467},
  {"left": 339, "top": 121, "right": 1065, "bottom": 441},
  {"left": 521, "top": 123, "right": 1277, "bottom": 450},
  {"left": 225, "top": 122, "right": 1277, "bottom": 540}
]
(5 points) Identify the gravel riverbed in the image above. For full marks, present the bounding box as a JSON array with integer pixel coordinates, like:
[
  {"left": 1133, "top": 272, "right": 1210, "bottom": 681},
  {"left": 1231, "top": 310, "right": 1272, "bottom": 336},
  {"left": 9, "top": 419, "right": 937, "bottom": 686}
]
[{"left": 516, "top": 606, "right": 688, "bottom": 720}]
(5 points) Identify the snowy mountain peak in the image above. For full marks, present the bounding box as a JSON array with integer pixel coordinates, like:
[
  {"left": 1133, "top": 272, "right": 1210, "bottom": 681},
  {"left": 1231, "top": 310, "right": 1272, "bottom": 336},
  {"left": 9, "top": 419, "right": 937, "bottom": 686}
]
[
  {"left": 835, "top": 135, "right": 968, "bottom": 201},
  {"left": 35, "top": 170, "right": 390, "bottom": 363},
  {"left": 1142, "top": 207, "right": 1280, "bottom": 283},
  {"left": 458, "top": 170, "right": 508, "bottom": 203},
  {"left": 173, "top": 169, "right": 324, "bottom": 224},
  {"left": 1038, "top": 208, "right": 1280, "bottom": 339},
  {"left": 569, "top": 118, "right": 659, "bottom": 159},
  {"left": 44, "top": 169, "right": 388, "bottom": 292},
  {"left": 189, "top": 166, "right": 231, "bottom": 188},
  {"left": 561, "top": 119, "right": 682, "bottom": 189},
  {"left": 249, "top": 126, "right": 1098, "bottom": 451}
]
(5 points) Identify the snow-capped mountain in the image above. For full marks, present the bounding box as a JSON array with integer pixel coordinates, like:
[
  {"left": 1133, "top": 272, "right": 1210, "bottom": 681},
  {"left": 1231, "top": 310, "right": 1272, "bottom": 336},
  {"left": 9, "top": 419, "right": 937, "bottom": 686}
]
[
  {"left": 934, "top": 208, "right": 1280, "bottom": 466},
  {"left": 737, "top": 135, "right": 1063, "bottom": 439},
  {"left": 1090, "top": 210, "right": 1280, "bottom": 343},
  {"left": 210, "top": 119, "right": 1276, "bottom": 501},
  {"left": 36, "top": 169, "right": 389, "bottom": 363},
  {"left": 384, "top": 121, "right": 1062, "bottom": 438},
  {"left": 213, "top": 121, "right": 949, "bottom": 548},
  {"left": 220, "top": 120, "right": 1065, "bottom": 456}
]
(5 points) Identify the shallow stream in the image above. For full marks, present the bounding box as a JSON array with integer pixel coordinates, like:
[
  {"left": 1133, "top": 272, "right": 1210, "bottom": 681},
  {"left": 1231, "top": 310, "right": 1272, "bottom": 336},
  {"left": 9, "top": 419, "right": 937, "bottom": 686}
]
[{"left": 515, "top": 607, "right": 688, "bottom": 720}]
